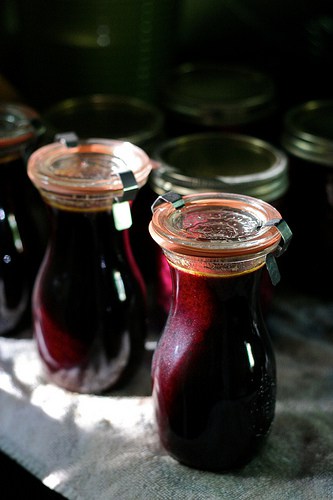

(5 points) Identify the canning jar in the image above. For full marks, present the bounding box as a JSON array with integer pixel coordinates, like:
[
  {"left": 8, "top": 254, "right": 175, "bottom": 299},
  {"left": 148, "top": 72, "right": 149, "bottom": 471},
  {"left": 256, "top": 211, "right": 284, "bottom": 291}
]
[
  {"left": 281, "top": 99, "right": 333, "bottom": 295},
  {"left": 27, "top": 134, "right": 153, "bottom": 393},
  {"left": 147, "top": 132, "right": 289, "bottom": 330},
  {"left": 160, "top": 63, "right": 278, "bottom": 142},
  {"left": 41, "top": 94, "right": 165, "bottom": 296},
  {"left": 0, "top": 103, "right": 47, "bottom": 336},
  {"left": 149, "top": 191, "right": 292, "bottom": 471},
  {"left": 42, "top": 94, "right": 165, "bottom": 154}
]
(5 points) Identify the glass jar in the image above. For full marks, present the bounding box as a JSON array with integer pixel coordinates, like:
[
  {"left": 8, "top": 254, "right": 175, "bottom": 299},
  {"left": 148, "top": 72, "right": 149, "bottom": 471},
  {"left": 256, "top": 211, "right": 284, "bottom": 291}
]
[
  {"left": 147, "top": 132, "right": 289, "bottom": 332},
  {"left": 27, "top": 135, "right": 153, "bottom": 393},
  {"left": 0, "top": 102, "right": 47, "bottom": 336},
  {"left": 42, "top": 94, "right": 165, "bottom": 154},
  {"left": 41, "top": 94, "right": 165, "bottom": 301},
  {"left": 160, "top": 63, "right": 278, "bottom": 143},
  {"left": 149, "top": 191, "right": 292, "bottom": 471},
  {"left": 152, "top": 132, "right": 288, "bottom": 205},
  {"left": 281, "top": 99, "right": 333, "bottom": 295}
]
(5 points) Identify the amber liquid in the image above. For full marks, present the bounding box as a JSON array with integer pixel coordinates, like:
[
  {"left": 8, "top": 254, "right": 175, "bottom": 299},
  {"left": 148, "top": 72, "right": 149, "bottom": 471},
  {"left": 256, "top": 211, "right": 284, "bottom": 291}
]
[
  {"left": 33, "top": 206, "right": 146, "bottom": 393},
  {"left": 152, "top": 264, "right": 276, "bottom": 471}
]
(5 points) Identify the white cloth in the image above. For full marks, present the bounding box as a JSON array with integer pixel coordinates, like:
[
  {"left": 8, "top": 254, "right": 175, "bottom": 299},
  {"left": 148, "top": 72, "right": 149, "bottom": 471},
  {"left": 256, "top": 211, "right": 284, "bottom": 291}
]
[{"left": 1, "top": 289, "right": 333, "bottom": 500}]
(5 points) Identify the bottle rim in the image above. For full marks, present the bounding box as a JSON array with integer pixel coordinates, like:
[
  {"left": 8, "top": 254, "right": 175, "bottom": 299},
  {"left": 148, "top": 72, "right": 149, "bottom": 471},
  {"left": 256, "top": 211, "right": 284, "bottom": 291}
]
[
  {"left": 27, "top": 138, "right": 153, "bottom": 209},
  {"left": 149, "top": 191, "right": 283, "bottom": 259}
]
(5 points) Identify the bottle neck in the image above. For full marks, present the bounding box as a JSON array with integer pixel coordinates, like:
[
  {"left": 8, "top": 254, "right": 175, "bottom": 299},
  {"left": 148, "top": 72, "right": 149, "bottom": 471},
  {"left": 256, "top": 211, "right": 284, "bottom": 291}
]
[{"left": 168, "top": 262, "right": 264, "bottom": 313}]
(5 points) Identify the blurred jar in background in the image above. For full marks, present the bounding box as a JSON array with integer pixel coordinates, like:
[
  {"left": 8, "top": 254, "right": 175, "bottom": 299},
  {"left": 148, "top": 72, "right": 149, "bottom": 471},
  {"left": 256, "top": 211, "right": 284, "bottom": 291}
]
[
  {"left": 159, "top": 63, "right": 279, "bottom": 143},
  {"left": 0, "top": 103, "right": 48, "bottom": 336},
  {"left": 281, "top": 99, "right": 333, "bottom": 296},
  {"left": 146, "top": 132, "right": 289, "bottom": 334},
  {"left": 1, "top": 0, "right": 180, "bottom": 108},
  {"left": 41, "top": 94, "right": 165, "bottom": 154}
]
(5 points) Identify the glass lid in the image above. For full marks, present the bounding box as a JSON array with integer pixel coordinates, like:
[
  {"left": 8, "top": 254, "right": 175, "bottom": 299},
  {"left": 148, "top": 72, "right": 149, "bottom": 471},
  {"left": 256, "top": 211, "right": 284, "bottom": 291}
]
[
  {"left": 149, "top": 192, "right": 283, "bottom": 258},
  {"left": 28, "top": 138, "right": 152, "bottom": 200},
  {"left": 0, "top": 103, "right": 45, "bottom": 151},
  {"left": 27, "top": 137, "right": 154, "bottom": 210}
]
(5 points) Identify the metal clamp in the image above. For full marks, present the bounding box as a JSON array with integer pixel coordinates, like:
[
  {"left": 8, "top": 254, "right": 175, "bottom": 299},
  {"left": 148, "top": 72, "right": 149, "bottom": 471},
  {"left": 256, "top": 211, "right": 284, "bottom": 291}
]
[
  {"left": 260, "top": 218, "right": 292, "bottom": 257},
  {"left": 151, "top": 191, "right": 185, "bottom": 213},
  {"left": 261, "top": 218, "right": 293, "bottom": 286},
  {"left": 112, "top": 157, "right": 138, "bottom": 230},
  {"left": 117, "top": 169, "right": 138, "bottom": 202},
  {"left": 55, "top": 131, "right": 79, "bottom": 147}
]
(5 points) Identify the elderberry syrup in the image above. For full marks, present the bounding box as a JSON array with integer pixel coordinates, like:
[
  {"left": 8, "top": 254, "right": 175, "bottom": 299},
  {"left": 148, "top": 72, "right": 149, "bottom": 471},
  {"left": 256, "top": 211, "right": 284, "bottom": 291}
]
[
  {"left": 0, "top": 103, "right": 47, "bottom": 336},
  {"left": 147, "top": 132, "right": 289, "bottom": 334},
  {"left": 149, "top": 192, "right": 291, "bottom": 471},
  {"left": 27, "top": 136, "right": 153, "bottom": 393}
]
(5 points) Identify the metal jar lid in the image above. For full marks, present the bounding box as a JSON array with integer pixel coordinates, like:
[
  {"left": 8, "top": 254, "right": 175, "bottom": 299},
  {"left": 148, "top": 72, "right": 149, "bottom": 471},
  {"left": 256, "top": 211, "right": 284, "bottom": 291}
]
[
  {"left": 0, "top": 103, "right": 45, "bottom": 158},
  {"left": 27, "top": 135, "right": 154, "bottom": 211},
  {"left": 42, "top": 94, "right": 164, "bottom": 150},
  {"left": 161, "top": 63, "right": 277, "bottom": 127},
  {"left": 151, "top": 132, "right": 288, "bottom": 202},
  {"left": 281, "top": 100, "right": 333, "bottom": 166}
]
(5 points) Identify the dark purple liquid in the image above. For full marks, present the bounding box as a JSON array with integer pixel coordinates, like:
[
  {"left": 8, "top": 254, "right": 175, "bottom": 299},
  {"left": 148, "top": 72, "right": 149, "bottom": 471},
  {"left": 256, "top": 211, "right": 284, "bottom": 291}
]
[
  {"left": 152, "top": 265, "right": 276, "bottom": 471},
  {"left": 0, "top": 156, "right": 47, "bottom": 335},
  {"left": 33, "top": 207, "right": 146, "bottom": 393}
]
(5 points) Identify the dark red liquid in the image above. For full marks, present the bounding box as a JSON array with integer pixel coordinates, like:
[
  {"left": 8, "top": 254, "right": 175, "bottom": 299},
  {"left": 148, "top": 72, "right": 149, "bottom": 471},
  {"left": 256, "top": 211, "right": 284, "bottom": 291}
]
[
  {"left": 0, "top": 156, "right": 47, "bottom": 335},
  {"left": 152, "top": 264, "right": 276, "bottom": 471},
  {"left": 33, "top": 206, "right": 146, "bottom": 393}
]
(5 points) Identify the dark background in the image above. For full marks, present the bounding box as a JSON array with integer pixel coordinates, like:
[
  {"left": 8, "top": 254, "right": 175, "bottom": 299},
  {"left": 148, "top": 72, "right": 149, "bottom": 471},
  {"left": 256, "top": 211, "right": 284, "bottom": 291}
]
[
  {"left": 1, "top": 1, "right": 333, "bottom": 497},
  {"left": 1, "top": 0, "right": 333, "bottom": 111}
]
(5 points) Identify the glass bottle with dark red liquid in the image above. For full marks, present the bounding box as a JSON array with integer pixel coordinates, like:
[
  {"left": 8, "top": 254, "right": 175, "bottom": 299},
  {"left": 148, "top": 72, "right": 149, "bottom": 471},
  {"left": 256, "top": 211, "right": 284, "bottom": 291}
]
[
  {"left": 149, "top": 192, "right": 291, "bottom": 471},
  {"left": 0, "top": 103, "right": 47, "bottom": 336},
  {"left": 28, "top": 137, "right": 153, "bottom": 393}
]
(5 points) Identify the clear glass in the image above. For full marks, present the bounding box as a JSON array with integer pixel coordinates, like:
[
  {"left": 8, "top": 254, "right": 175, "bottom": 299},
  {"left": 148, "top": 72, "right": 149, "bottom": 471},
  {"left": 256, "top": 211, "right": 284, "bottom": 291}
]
[
  {"left": 0, "top": 103, "right": 47, "bottom": 336},
  {"left": 33, "top": 204, "right": 146, "bottom": 393},
  {"left": 152, "top": 260, "right": 276, "bottom": 471},
  {"left": 149, "top": 192, "right": 286, "bottom": 471},
  {"left": 28, "top": 139, "right": 152, "bottom": 393}
]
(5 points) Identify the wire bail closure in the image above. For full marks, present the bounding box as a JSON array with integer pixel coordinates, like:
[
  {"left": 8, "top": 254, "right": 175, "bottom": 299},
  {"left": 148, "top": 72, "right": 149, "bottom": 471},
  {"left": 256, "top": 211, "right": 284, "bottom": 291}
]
[
  {"left": 55, "top": 131, "right": 79, "bottom": 147},
  {"left": 151, "top": 191, "right": 185, "bottom": 212},
  {"left": 263, "top": 218, "right": 293, "bottom": 286}
]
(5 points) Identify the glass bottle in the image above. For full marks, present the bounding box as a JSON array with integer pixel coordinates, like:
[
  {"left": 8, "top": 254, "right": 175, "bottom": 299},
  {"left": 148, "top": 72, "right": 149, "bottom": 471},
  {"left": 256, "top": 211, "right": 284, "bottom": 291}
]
[
  {"left": 149, "top": 191, "right": 291, "bottom": 471},
  {"left": 147, "top": 132, "right": 289, "bottom": 334},
  {"left": 0, "top": 102, "right": 47, "bottom": 336},
  {"left": 27, "top": 135, "right": 153, "bottom": 393}
]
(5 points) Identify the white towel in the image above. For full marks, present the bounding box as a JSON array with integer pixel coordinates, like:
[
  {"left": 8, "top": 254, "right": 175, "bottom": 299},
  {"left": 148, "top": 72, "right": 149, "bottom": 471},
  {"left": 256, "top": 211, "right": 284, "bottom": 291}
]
[{"left": 1, "top": 289, "right": 333, "bottom": 500}]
